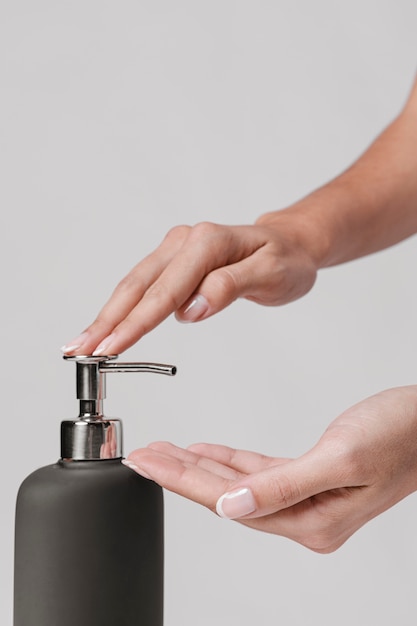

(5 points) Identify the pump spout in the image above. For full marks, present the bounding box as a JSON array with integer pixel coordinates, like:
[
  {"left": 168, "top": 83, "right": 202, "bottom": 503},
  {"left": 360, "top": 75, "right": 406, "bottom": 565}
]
[{"left": 61, "top": 355, "right": 177, "bottom": 460}]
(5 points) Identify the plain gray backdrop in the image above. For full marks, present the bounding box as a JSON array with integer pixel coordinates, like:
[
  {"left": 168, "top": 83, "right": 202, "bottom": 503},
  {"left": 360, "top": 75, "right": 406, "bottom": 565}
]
[{"left": 1, "top": 1, "right": 417, "bottom": 624}]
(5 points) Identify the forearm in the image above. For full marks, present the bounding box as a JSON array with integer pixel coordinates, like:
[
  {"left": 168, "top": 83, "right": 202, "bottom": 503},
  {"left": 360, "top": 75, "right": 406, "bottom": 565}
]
[
  {"left": 257, "top": 77, "right": 417, "bottom": 268},
  {"left": 62, "top": 80, "right": 417, "bottom": 356}
]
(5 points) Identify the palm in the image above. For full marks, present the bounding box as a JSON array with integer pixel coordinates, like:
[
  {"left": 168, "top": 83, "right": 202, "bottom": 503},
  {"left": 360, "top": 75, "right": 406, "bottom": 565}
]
[{"left": 127, "top": 386, "right": 417, "bottom": 552}]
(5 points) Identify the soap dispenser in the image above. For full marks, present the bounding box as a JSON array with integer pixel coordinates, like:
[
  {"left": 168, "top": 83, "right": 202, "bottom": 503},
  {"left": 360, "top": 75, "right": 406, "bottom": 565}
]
[{"left": 14, "top": 354, "right": 176, "bottom": 626}]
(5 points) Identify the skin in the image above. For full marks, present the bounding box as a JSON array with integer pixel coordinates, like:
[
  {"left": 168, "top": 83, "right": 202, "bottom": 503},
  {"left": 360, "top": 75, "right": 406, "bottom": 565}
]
[
  {"left": 126, "top": 386, "right": 417, "bottom": 553},
  {"left": 62, "top": 76, "right": 417, "bottom": 549},
  {"left": 62, "top": 78, "right": 417, "bottom": 357}
]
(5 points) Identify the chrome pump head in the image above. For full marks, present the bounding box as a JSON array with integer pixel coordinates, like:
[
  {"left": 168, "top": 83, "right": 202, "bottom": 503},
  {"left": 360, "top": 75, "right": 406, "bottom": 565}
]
[{"left": 61, "top": 355, "right": 176, "bottom": 461}]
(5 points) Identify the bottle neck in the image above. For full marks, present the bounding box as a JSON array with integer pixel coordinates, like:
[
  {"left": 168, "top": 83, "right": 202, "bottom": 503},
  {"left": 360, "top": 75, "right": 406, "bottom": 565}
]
[{"left": 60, "top": 416, "right": 123, "bottom": 461}]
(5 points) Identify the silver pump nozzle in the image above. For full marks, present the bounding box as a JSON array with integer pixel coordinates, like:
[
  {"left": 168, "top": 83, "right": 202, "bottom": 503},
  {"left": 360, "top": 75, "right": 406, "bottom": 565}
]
[{"left": 61, "top": 355, "right": 177, "bottom": 461}]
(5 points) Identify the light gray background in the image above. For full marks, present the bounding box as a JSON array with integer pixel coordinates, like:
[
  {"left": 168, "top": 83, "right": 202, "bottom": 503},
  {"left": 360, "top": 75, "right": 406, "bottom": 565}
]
[{"left": 1, "top": 1, "right": 417, "bottom": 624}]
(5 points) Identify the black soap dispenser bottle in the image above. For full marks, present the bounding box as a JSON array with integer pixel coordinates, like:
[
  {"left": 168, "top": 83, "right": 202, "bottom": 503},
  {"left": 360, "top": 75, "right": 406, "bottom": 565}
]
[{"left": 14, "top": 354, "right": 176, "bottom": 626}]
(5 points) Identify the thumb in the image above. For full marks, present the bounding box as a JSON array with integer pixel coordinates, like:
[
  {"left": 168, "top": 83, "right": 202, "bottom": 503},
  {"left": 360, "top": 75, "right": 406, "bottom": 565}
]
[
  {"left": 175, "top": 258, "right": 260, "bottom": 324},
  {"left": 216, "top": 448, "right": 340, "bottom": 519}
]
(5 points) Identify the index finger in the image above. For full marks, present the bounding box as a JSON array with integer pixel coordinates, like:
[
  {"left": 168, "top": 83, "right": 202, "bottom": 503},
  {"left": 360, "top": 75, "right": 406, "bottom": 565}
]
[
  {"left": 126, "top": 446, "right": 236, "bottom": 513},
  {"left": 62, "top": 225, "right": 191, "bottom": 355},
  {"left": 86, "top": 223, "right": 258, "bottom": 354}
]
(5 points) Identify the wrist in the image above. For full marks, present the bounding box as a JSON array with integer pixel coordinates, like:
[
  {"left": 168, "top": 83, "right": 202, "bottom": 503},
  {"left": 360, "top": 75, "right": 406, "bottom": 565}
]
[
  {"left": 256, "top": 99, "right": 417, "bottom": 269},
  {"left": 255, "top": 193, "right": 340, "bottom": 270}
]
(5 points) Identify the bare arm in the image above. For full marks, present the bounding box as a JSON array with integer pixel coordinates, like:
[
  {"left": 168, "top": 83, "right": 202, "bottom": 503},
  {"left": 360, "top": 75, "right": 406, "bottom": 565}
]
[
  {"left": 63, "top": 77, "right": 417, "bottom": 356},
  {"left": 258, "top": 76, "right": 417, "bottom": 267}
]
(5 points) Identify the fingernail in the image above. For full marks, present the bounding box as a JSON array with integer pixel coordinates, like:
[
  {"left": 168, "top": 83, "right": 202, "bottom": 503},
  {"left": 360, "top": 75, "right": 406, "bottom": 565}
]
[
  {"left": 178, "top": 295, "right": 209, "bottom": 323},
  {"left": 61, "top": 332, "right": 89, "bottom": 353},
  {"left": 216, "top": 488, "right": 256, "bottom": 519},
  {"left": 92, "top": 333, "right": 115, "bottom": 356},
  {"left": 122, "top": 459, "right": 152, "bottom": 480}
]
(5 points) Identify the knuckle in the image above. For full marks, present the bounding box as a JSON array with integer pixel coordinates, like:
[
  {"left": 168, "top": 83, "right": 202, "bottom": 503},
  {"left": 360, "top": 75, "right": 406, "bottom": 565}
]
[
  {"left": 268, "top": 473, "right": 300, "bottom": 509},
  {"left": 266, "top": 254, "right": 287, "bottom": 280},
  {"left": 190, "top": 221, "right": 221, "bottom": 241},
  {"left": 144, "top": 281, "right": 182, "bottom": 310},
  {"left": 255, "top": 211, "right": 275, "bottom": 226},
  {"left": 114, "top": 271, "right": 140, "bottom": 294},
  {"left": 116, "top": 314, "right": 145, "bottom": 340},
  {"left": 256, "top": 247, "right": 316, "bottom": 305},
  {"left": 210, "top": 268, "right": 240, "bottom": 298},
  {"left": 90, "top": 315, "right": 113, "bottom": 333},
  {"left": 325, "top": 435, "right": 365, "bottom": 482},
  {"left": 164, "top": 224, "right": 191, "bottom": 244},
  {"left": 251, "top": 252, "right": 288, "bottom": 302}
]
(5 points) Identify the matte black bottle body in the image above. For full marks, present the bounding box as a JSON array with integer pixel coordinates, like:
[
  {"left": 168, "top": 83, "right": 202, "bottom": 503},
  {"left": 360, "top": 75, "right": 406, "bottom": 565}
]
[{"left": 14, "top": 459, "right": 163, "bottom": 626}]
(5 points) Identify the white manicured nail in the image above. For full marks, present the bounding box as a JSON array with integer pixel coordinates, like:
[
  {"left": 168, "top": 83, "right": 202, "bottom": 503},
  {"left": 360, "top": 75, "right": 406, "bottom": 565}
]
[
  {"left": 92, "top": 334, "right": 115, "bottom": 356},
  {"left": 122, "top": 459, "right": 152, "bottom": 480},
  {"left": 216, "top": 488, "right": 256, "bottom": 519},
  {"left": 61, "top": 332, "right": 89, "bottom": 353}
]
